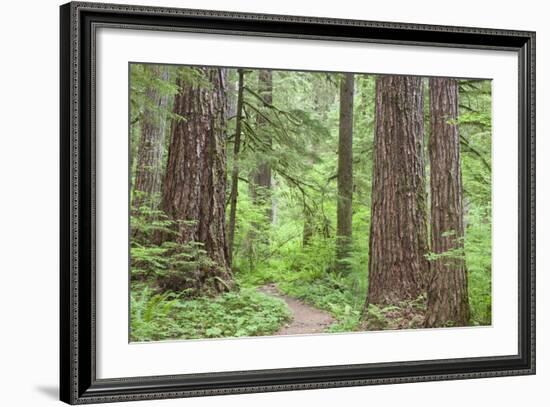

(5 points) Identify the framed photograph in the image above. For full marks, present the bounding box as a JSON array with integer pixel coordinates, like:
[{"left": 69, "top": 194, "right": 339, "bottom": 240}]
[{"left": 60, "top": 1, "right": 535, "bottom": 404}]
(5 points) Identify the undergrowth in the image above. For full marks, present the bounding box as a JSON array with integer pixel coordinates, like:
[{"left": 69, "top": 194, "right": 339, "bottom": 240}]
[
  {"left": 236, "top": 235, "right": 369, "bottom": 333},
  {"left": 130, "top": 285, "right": 291, "bottom": 341},
  {"left": 465, "top": 205, "right": 492, "bottom": 326},
  {"left": 363, "top": 296, "right": 426, "bottom": 330}
]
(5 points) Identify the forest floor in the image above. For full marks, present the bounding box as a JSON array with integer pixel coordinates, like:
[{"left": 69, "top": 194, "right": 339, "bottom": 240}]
[{"left": 258, "top": 283, "right": 335, "bottom": 335}]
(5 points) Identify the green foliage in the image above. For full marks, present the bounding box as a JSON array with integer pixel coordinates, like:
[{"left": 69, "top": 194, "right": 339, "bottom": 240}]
[
  {"left": 129, "top": 66, "right": 494, "bottom": 341},
  {"left": 129, "top": 64, "right": 179, "bottom": 128},
  {"left": 131, "top": 240, "right": 213, "bottom": 281},
  {"left": 364, "top": 296, "right": 426, "bottom": 330},
  {"left": 458, "top": 79, "right": 492, "bottom": 326},
  {"left": 235, "top": 231, "right": 369, "bottom": 333},
  {"left": 130, "top": 286, "right": 291, "bottom": 341},
  {"left": 130, "top": 198, "right": 172, "bottom": 237},
  {"left": 229, "top": 73, "right": 492, "bottom": 334},
  {"left": 227, "top": 182, "right": 275, "bottom": 272},
  {"left": 459, "top": 79, "right": 492, "bottom": 208},
  {"left": 465, "top": 205, "right": 492, "bottom": 325},
  {"left": 130, "top": 286, "right": 183, "bottom": 341},
  {"left": 279, "top": 273, "right": 364, "bottom": 333},
  {"left": 130, "top": 204, "right": 214, "bottom": 294},
  {"left": 425, "top": 233, "right": 466, "bottom": 265}
]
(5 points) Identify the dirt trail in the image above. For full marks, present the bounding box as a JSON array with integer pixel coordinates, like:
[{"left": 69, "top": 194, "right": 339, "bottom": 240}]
[{"left": 258, "top": 283, "right": 335, "bottom": 335}]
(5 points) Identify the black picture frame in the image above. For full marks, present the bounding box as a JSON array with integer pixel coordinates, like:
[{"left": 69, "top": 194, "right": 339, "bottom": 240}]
[{"left": 60, "top": 1, "right": 536, "bottom": 404}]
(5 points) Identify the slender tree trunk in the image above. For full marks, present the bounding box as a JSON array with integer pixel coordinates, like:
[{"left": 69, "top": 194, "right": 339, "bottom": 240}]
[
  {"left": 425, "top": 78, "right": 470, "bottom": 327},
  {"left": 251, "top": 69, "right": 273, "bottom": 221},
  {"left": 227, "top": 69, "right": 245, "bottom": 266},
  {"left": 336, "top": 73, "right": 354, "bottom": 274},
  {"left": 366, "top": 75, "right": 429, "bottom": 307},
  {"left": 132, "top": 66, "right": 170, "bottom": 212},
  {"left": 246, "top": 70, "right": 273, "bottom": 267},
  {"left": 302, "top": 204, "right": 314, "bottom": 247},
  {"left": 160, "top": 67, "right": 234, "bottom": 294}
]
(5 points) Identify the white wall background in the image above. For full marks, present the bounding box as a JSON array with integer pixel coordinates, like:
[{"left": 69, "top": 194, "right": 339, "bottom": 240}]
[{"left": 0, "top": 0, "right": 545, "bottom": 406}]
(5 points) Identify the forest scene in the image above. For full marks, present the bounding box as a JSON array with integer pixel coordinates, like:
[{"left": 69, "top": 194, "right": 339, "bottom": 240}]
[{"left": 129, "top": 63, "right": 492, "bottom": 342}]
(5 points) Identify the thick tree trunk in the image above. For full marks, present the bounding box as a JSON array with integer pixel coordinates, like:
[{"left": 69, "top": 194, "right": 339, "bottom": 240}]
[
  {"left": 336, "top": 73, "right": 354, "bottom": 274},
  {"left": 366, "top": 75, "right": 429, "bottom": 307},
  {"left": 227, "top": 69, "right": 245, "bottom": 266},
  {"left": 425, "top": 78, "right": 470, "bottom": 327},
  {"left": 160, "top": 67, "right": 234, "bottom": 294},
  {"left": 132, "top": 66, "right": 170, "bottom": 212}
]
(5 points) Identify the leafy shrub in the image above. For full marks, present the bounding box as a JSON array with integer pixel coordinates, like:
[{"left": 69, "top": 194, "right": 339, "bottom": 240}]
[
  {"left": 363, "top": 296, "right": 426, "bottom": 331},
  {"left": 464, "top": 205, "right": 492, "bottom": 326},
  {"left": 130, "top": 286, "right": 183, "bottom": 341},
  {"left": 278, "top": 271, "right": 365, "bottom": 333},
  {"left": 130, "top": 286, "right": 292, "bottom": 341},
  {"left": 130, "top": 204, "right": 217, "bottom": 296}
]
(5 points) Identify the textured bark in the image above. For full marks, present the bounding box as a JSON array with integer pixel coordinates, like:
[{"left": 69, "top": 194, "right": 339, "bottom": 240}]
[
  {"left": 227, "top": 69, "right": 245, "bottom": 266},
  {"left": 336, "top": 73, "right": 354, "bottom": 274},
  {"left": 160, "top": 67, "right": 234, "bottom": 294},
  {"left": 366, "top": 75, "right": 429, "bottom": 307},
  {"left": 425, "top": 78, "right": 470, "bottom": 327},
  {"left": 132, "top": 65, "right": 170, "bottom": 212}
]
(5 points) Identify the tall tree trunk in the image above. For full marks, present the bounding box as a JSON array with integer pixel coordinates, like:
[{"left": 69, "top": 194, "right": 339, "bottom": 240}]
[
  {"left": 160, "top": 67, "right": 233, "bottom": 294},
  {"left": 251, "top": 69, "right": 273, "bottom": 221},
  {"left": 227, "top": 69, "right": 245, "bottom": 266},
  {"left": 336, "top": 73, "right": 354, "bottom": 274},
  {"left": 425, "top": 78, "right": 470, "bottom": 327},
  {"left": 246, "top": 70, "right": 273, "bottom": 267},
  {"left": 302, "top": 204, "right": 314, "bottom": 247},
  {"left": 132, "top": 66, "right": 170, "bottom": 212},
  {"left": 366, "top": 75, "right": 429, "bottom": 307}
]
